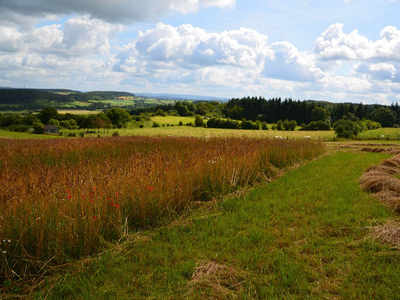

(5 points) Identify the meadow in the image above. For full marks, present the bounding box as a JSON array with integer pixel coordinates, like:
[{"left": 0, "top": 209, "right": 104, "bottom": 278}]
[
  {"left": 26, "top": 148, "right": 400, "bottom": 299},
  {"left": 0, "top": 136, "right": 324, "bottom": 281}
]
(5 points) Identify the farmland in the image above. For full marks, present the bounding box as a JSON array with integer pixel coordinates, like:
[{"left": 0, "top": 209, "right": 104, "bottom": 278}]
[
  {"left": 0, "top": 136, "right": 324, "bottom": 277},
  {"left": 1, "top": 129, "right": 400, "bottom": 299}
]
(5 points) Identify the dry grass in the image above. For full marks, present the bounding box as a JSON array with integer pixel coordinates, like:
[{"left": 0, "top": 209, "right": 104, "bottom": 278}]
[
  {"left": 359, "top": 155, "right": 400, "bottom": 210},
  {"left": 188, "top": 261, "right": 249, "bottom": 299},
  {"left": 370, "top": 220, "right": 400, "bottom": 248},
  {"left": 360, "top": 153, "right": 400, "bottom": 248},
  {"left": 0, "top": 136, "right": 325, "bottom": 279},
  {"left": 361, "top": 146, "right": 400, "bottom": 154}
]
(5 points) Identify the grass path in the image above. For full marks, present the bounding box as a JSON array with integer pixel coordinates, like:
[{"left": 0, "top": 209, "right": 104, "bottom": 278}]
[{"left": 28, "top": 151, "right": 400, "bottom": 299}]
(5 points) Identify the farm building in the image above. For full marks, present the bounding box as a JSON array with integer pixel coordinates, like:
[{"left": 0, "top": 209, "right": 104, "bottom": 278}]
[{"left": 43, "top": 125, "right": 59, "bottom": 134}]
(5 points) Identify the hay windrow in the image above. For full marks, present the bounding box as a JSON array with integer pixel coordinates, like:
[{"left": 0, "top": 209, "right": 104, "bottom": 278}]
[
  {"left": 188, "top": 261, "right": 248, "bottom": 299},
  {"left": 370, "top": 220, "right": 400, "bottom": 248},
  {"left": 361, "top": 147, "right": 400, "bottom": 155},
  {"left": 360, "top": 154, "right": 400, "bottom": 247},
  {"left": 360, "top": 154, "right": 400, "bottom": 209}
]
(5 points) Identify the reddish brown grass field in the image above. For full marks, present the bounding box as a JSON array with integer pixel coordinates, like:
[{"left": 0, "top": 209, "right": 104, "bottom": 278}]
[{"left": 0, "top": 136, "right": 325, "bottom": 278}]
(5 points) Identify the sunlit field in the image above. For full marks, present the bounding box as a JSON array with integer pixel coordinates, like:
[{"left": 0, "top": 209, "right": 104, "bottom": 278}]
[
  {"left": 65, "top": 126, "right": 337, "bottom": 139},
  {"left": 150, "top": 115, "right": 196, "bottom": 125},
  {"left": 57, "top": 109, "right": 99, "bottom": 114},
  {"left": 0, "top": 136, "right": 325, "bottom": 278},
  {"left": 3, "top": 126, "right": 400, "bottom": 141},
  {"left": 358, "top": 127, "right": 400, "bottom": 140}
]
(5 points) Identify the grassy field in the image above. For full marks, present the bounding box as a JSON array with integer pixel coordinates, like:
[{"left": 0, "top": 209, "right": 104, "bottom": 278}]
[
  {"left": 21, "top": 150, "right": 400, "bottom": 299},
  {"left": 59, "top": 126, "right": 336, "bottom": 139},
  {"left": 358, "top": 127, "right": 400, "bottom": 140},
  {"left": 57, "top": 109, "right": 99, "bottom": 114},
  {"left": 87, "top": 97, "right": 176, "bottom": 106},
  {"left": 151, "top": 116, "right": 196, "bottom": 125},
  {"left": 0, "top": 130, "right": 62, "bottom": 139},
  {"left": 3, "top": 126, "right": 400, "bottom": 142}
]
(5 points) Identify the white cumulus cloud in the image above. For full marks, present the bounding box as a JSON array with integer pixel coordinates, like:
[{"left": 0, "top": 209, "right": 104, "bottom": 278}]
[{"left": 315, "top": 23, "right": 400, "bottom": 62}]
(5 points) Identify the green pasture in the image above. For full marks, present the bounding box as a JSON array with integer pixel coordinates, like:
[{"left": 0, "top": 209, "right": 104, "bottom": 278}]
[
  {"left": 0, "top": 130, "right": 62, "bottom": 139},
  {"left": 57, "top": 109, "right": 99, "bottom": 114},
  {"left": 358, "top": 127, "right": 400, "bottom": 140},
  {"left": 87, "top": 97, "right": 176, "bottom": 106},
  {"left": 27, "top": 150, "right": 400, "bottom": 299},
  {"left": 150, "top": 115, "right": 196, "bottom": 125},
  {"left": 58, "top": 126, "right": 335, "bottom": 140}
]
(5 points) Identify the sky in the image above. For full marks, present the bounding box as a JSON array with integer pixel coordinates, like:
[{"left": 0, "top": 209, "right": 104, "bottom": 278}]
[{"left": 0, "top": 0, "right": 400, "bottom": 104}]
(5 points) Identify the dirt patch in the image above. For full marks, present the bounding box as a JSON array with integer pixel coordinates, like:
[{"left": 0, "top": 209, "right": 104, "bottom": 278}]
[
  {"left": 188, "top": 261, "right": 248, "bottom": 299},
  {"left": 370, "top": 220, "right": 400, "bottom": 249}
]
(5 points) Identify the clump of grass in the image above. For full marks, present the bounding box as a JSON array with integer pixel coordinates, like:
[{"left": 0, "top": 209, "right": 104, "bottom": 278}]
[
  {"left": 188, "top": 261, "right": 248, "bottom": 298},
  {"left": 370, "top": 219, "right": 400, "bottom": 248},
  {"left": 0, "top": 136, "right": 325, "bottom": 279}
]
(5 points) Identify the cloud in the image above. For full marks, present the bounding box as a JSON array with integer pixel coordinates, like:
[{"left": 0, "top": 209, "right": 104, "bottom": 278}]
[
  {"left": 0, "top": 16, "right": 121, "bottom": 57},
  {"left": 131, "top": 23, "right": 271, "bottom": 69},
  {"left": 315, "top": 23, "right": 400, "bottom": 62},
  {"left": 263, "top": 41, "right": 325, "bottom": 82},
  {"left": 0, "top": 0, "right": 236, "bottom": 25},
  {"left": 115, "top": 23, "right": 324, "bottom": 83},
  {"left": 350, "top": 62, "right": 400, "bottom": 82}
]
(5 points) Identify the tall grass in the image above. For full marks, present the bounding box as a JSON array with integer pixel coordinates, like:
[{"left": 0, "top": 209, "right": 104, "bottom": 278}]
[{"left": 0, "top": 136, "right": 325, "bottom": 278}]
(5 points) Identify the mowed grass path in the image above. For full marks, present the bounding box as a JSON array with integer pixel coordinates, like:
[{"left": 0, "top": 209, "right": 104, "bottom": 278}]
[{"left": 29, "top": 151, "right": 400, "bottom": 299}]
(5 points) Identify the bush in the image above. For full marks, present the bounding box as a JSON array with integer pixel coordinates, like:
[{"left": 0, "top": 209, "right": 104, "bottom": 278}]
[
  {"left": 195, "top": 115, "right": 204, "bottom": 127},
  {"left": 275, "top": 120, "right": 283, "bottom": 131},
  {"left": 364, "top": 119, "right": 382, "bottom": 130},
  {"left": 79, "top": 131, "right": 85, "bottom": 138},
  {"left": 155, "top": 109, "right": 166, "bottom": 116},
  {"left": 283, "top": 119, "right": 297, "bottom": 131},
  {"left": 33, "top": 121, "right": 44, "bottom": 134},
  {"left": 261, "top": 121, "right": 268, "bottom": 130},
  {"left": 206, "top": 118, "right": 240, "bottom": 129},
  {"left": 48, "top": 118, "right": 60, "bottom": 126},
  {"left": 152, "top": 122, "right": 161, "bottom": 127},
  {"left": 9, "top": 124, "right": 30, "bottom": 132},
  {"left": 112, "top": 131, "right": 119, "bottom": 137},
  {"left": 179, "top": 121, "right": 183, "bottom": 126},
  {"left": 333, "top": 119, "right": 361, "bottom": 139},
  {"left": 60, "top": 120, "right": 70, "bottom": 128},
  {"left": 301, "top": 120, "right": 331, "bottom": 131},
  {"left": 241, "top": 119, "right": 258, "bottom": 130}
]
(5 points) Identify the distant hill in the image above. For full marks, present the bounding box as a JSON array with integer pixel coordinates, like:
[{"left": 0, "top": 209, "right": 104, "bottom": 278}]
[
  {"left": 36, "top": 89, "right": 81, "bottom": 94},
  {"left": 71, "top": 91, "right": 135, "bottom": 102},
  {"left": 0, "top": 89, "right": 75, "bottom": 104},
  {"left": 0, "top": 89, "right": 136, "bottom": 108},
  {"left": 136, "top": 93, "right": 229, "bottom": 101}
]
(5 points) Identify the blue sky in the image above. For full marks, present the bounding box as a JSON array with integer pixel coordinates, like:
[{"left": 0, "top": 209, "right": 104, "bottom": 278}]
[{"left": 0, "top": 0, "right": 400, "bottom": 104}]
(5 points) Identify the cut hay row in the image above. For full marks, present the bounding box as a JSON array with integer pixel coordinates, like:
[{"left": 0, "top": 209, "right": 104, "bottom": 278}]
[
  {"left": 0, "top": 136, "right": 325, "bottom": 278},
  {"left": 359, "top": 154, "right": 400, "bottom": 209},
  {"left": 359, "top": 153, "right": 400, "bottom": 248},
  {"left": 370, "top": 220, "right": 400, "bottom": 249},
  {"left": 361, "top": 146, "right": 400, "bottom": 155}
]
